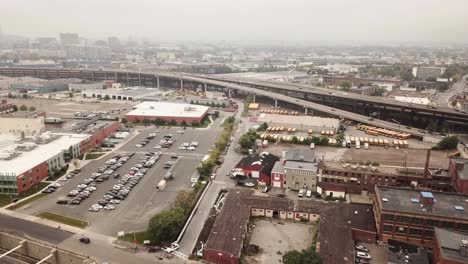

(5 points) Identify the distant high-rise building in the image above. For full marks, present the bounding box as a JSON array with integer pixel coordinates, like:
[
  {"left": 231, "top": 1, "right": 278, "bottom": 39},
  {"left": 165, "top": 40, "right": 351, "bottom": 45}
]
[
  {"left": 107, "top": 36, "right": 121, "bottom": 50},
  {"left": 37, "top": 37, "right": 58, "bottom": 49},
  {"left": 60, "top": 33, "right": 79, "bottom": 47},
  {"left": 65, "top": 45, "right": 111, "bottom": 61},
  {"left": 93, "top": 40, "right": 107, "bottom": 46}
]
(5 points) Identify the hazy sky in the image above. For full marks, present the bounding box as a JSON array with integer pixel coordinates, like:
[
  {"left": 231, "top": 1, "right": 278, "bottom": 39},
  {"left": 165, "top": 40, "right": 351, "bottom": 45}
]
[{"left": 1, "top": 0, "right": 468, "bottom": 44}]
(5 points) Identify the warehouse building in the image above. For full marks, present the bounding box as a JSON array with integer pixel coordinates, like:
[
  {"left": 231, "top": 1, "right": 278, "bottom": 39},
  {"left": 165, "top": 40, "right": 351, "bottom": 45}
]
[
  {"left": 10, "top": 78, "right": 81, "bottom": 93},
  {"left": 255, "top": 113, "right": 340, "bottom": 132},
  {"left": 81, "top": 87, "right": 160, "bottom": 101},
  {"left": 125, "top": 101, "right": 209, "bottom": 124},
  {"left": 433, "top": 228, "right": 468, "bottom": 264},
  {"left": 373, "top": 186, "right": 468, "bottom": 248},
  {"left": 0, "top": 116, "right": 45, "bottom": 136}
]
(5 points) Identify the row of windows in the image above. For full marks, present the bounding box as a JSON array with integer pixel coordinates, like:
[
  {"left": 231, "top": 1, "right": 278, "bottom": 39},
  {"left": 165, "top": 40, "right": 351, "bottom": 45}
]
[
  {"left": 383, "top": 225, "right": 435, "bottom": 238},
  {"left": 383, "top": 214, "right": 468, "bottom": 231},
  {"left": 285, "top": 169, "right": 315, "bottom": 176},
  {"left": 322, "top": 170, "right": 396, "bottom": 181}
]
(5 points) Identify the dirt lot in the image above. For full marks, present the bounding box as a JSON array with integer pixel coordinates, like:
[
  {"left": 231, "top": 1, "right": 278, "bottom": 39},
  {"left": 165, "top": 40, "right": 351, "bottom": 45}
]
[{"left": 243, "top": 219, "right": 316, "bottom": 264}]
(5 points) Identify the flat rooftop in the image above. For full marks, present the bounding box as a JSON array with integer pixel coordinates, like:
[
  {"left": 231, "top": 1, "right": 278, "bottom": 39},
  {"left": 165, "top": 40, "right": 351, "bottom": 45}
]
[
  {"left": 256, "top": 113, "right": 339, "bottom": 129},
  {"left": 126, "top": 101, "right": 209, "bottom": 118},
  {"left": 82, "top": 87, "right": 161, "bottom": 97},
  {"left": 434, "top": 228, "right": 468, "bottom": 263},
  {"left": 0, "top": 133, "right": 89, "bottom": 176},
  {"left": 52, "top": 119, "right": 116, "bottom": 134},
  {"left": 284, "top": 160, "right": 317, "bottom": 170},
  {"left": 376, "top": 186, "right": 468, "bottom": 220},
  {"left": 322, "top": 162, "right": 399, "bottom": 175}
]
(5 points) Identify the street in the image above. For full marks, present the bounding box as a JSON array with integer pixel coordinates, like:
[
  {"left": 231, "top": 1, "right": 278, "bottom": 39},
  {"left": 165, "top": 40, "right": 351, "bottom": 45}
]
[{"left": 432, "top": 75, "right": 467, "bottom": 107}]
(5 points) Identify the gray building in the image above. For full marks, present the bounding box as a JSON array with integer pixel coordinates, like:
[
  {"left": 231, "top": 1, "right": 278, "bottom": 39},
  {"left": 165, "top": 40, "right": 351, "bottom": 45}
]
[{"left": 283, "top": 161, "right": 318, "bottom": 191}]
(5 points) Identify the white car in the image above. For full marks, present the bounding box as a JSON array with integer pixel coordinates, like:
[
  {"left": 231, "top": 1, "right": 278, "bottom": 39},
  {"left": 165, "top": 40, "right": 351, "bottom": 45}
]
[
  {"left": 110, "top": 199, "right": 121, "bottom": 204},
  {"left": 154, "top": 145, "right": 161, "bottom": 149},
  {"left": 135, "top": 144, "right": 143, "bottom": 148},
  {"left": 190, "top": 141, "right": 199, "bottom": 147},
  {"left": 104, "top": 205, "right": 115, "bottom": 210},
  {"left": 88, "top": 207, "right": 100, "bottom": 212},
  {"left": 92, "top": 204, "right": 103, "bottom": 209},
  {"left": 164, "top": 243, "right": 180, "bottom": 253},
  {"left": 187, "top": 146, "right": 195, "bottom": 151},
  {"left": 178, "top": 146, "right": 186, "bottom": 150},
  {"left": 356, "top": 252, "right": 371, "bottom": 260}
]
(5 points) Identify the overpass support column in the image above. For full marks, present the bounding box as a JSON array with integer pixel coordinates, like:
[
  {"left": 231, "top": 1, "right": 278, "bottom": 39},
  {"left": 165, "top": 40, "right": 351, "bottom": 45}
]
[
  {"left": 252, "top": 94, "right": 256, "bottom": 103},
  {"left": 305, "top": 107, "right": 308, "bottom": 115},
  {"left": 138, "top": 73, "right": 141, "bottom": 86},
  {"left": 228, "top": 88, "right": 231, "bottom": 98},
  {"left": 180, "top": 79, "right": 184, "bottom": 89},
  {"left": 114, "top": 72, "right": 117, "bottom": 82},
  {"left": 156, "top": 76, "right": 160, "bottom": 88},
  {"left": 274, "top": 99, "right": 278, "bottom": 109},
  {"left": 204, "top": 83, "right": 207, "bottom": 93}
]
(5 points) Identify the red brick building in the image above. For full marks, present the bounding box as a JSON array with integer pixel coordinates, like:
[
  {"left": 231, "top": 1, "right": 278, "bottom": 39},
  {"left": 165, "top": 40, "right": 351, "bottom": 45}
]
[
  {"left": 449, "top": 158, "right": 468, "bottom": 194},
  {"left": 234, "top": 152, "right": 279, "bottom": 186},
  {"left": 0, "top": 99, "right": 15, "bottom": 113},
  {"left": 125, "top": 102, "right": 209, "bottom": 124},
  {"left": 373, "top": 186, "right": 468, "bottom": 248},
  {"left": 433, "top": 228, "right": 468, "bottom": 264}
]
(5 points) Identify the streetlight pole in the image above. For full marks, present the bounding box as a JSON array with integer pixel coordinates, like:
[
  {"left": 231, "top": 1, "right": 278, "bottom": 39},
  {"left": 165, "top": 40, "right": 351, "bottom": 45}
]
[{"left": 404, "top": 151, "right": 408, "bottom": 185}]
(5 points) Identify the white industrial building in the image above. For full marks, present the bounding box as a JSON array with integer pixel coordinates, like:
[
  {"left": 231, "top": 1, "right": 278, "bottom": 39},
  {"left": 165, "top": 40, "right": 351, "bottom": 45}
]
[
  {"left": 256, "top": 114, "right": 340, "bottom": 132},
  {"left": 81, "top": 87, "right": 160, "bottom": 101},
  {"left": 0, "top": 116, "right": 45, "bottom": 136},
  {"left": 125, "top": 101, "right": 209, "bottom": 124}
]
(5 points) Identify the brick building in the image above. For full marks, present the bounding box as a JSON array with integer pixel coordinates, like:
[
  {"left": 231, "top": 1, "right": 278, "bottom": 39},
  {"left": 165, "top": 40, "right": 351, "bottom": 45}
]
[
  {"left": 317, "top": 160, "right": 452, "bottom": 195},
  {"left": 433, "top": 228, "right": 468, "bottom": 264},
  {"left": 0, "top": 99, "right": 15, "bottom": 114},
  {"left": 125, "top": 101, "right": 209, "bottom": 124},
  {"left": 373, "top": 186, "right": 468, "bottom": 248},
  {"left": 234, "top": 152, "right": 279, "bottom": 186},
  {"left": 349, "top": 85, "right": 376, "bottom": 95},
  {"left": 203, "top": 188, "right": 376, "bottom": 264},
  {"left": 449, "top": 158, "right": 468, "bottom": 194}
]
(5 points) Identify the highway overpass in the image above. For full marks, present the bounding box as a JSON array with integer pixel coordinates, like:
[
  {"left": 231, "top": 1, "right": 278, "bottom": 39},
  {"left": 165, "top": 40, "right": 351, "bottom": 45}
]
[{"left": 0, "top": 67, "right": 454, "bottom": 138}]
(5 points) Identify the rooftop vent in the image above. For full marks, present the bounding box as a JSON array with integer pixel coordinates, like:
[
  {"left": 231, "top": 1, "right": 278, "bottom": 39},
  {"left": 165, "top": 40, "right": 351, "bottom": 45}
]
[{"left": 298, "top": 164, "right": 303, "bottom": 168}]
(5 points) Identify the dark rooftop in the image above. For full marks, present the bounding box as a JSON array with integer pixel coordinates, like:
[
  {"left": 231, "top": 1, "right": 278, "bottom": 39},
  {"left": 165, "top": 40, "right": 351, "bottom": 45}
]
[
  {"left": 235, "top": 152, "right": 279, "bottom": 175},
  {"left": 375, "top": 186, "right": 468, "bottom": 220},
  {"left": 434, "top": 228, "right": 468, "bottom": 263},
  {"left": 204, "top": 188, "right": 376, "bottom": 264}
]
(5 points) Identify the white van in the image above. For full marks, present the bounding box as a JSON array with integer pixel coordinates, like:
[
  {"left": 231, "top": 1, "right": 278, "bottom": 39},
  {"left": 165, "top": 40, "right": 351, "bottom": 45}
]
[
  {"left": 298, "top": 189, "right": 305, "bottom": 197},
  {"left": 306, "top": 190, "right": 312, "bottom": 197},
  {"left": 310, "top": 143, "right": 315, "bottom": 149}
]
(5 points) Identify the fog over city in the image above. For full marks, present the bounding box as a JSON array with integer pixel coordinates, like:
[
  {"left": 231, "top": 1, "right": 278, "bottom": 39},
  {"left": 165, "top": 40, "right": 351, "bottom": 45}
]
[{"left": 2, "top": 0, "right": 468, "bottom": 44}]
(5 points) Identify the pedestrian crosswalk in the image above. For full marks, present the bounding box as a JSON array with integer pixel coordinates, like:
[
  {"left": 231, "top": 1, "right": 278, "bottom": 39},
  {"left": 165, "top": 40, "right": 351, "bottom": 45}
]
[{"left": 172, "top": 251, "right": 188, "bottom": 260}]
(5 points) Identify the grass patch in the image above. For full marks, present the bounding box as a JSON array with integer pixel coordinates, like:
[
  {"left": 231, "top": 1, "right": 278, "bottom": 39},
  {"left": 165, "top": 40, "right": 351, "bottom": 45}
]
[
  {"left": 36, "top": 212, "right": 88, "bottom": 228},
  {"left": 0, "top": 195, "right": 15, "bottom": 207},
  {"left": 119, "top": 230, "right": 152, "bottom": 244},
  {"left": 85, "top": 153, "right": 104, "bottom": 160},
  {"left": 8, "top": 194, "right": 47, "bottom": 210}
]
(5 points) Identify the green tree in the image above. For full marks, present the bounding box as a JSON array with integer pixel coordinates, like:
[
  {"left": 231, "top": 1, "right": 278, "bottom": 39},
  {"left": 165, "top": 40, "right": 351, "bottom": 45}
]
[
  {"left": 19, "top": 105, "right": 28, "bottom": 111},
  {"left": 221, "top": 102, "right": 227, "bottom": 108},
  {"left": 214, "top": 111, "right": 220, "bottom": 118},
  {"left": 181, "top": 121, "right": 188, "bottom": 128},
  {"left": 148, "top": 208, "right": 185, "bottom": 243},
  {"left": 210, "top": 101, "right": 216, "bottom": 107},
  {"left": 121, "top": 118, "right": 128, "bottom": 124},
  {"left": 257, "top": 122, "right": 268, "bottom": 132},
  {"left": 170, "top": 120, "right": 177, "bottom": 126},
  {"left": 191, "top": 121, "right": 200, "bottom": 127},
  {"left": 336, "top": 133, "right": 345, "bottom": 144},
  {"left": 283, "top": 248, "right": 322, "bottom": 264},
  {"left": 435, "top": 136, "right": 458, "bottom": 150},
  {"left": 103, "top": 95, "right": 110, "bottom": 100},
  {"left": 13, "top": 105, "right": 18, "bottom": 112},
  {"left": 28, "top": 106, "right": 36, "bottom": 111},
  {"left": 373, "top": 87, "right": 387, "bottom": 96},
  {"left": 339, "top": 81, "right": 352, "bottom": 91},
  {"left": 239, "top": 130, "right": 259, "bottom": 153}
]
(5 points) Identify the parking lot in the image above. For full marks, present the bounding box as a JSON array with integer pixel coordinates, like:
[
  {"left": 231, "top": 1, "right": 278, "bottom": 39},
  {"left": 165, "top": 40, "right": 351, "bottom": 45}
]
[{"left": 19, "top": 114, "right": 226, "bottom": 236}]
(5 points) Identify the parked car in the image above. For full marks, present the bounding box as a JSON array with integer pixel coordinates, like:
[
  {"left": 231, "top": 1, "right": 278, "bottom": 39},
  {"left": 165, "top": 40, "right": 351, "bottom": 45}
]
[
  {"left": 79, "top": 237, "right": 91, "bottom": 244},
  {"left": 356, "top": 252, "right": 371, "bottom": 260},
  {"left": 56, "top": 199, "right": 68, "bottom": 204},
  {"left": 355, "top": 245, "right": 369, "bottom": 252}
]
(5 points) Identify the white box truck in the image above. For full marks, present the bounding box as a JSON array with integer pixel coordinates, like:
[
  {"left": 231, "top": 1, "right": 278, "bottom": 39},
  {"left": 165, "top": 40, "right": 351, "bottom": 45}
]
[
  {"left": 306, "top": 190, "right": 312, "bottom": 197},
  {"left": 364, "top": 142, "right": 369, "bottom": 150},
  {"left": 356, "top": 140, "right": 361, "bottom": 149},
  {"left": 298, "top": 189, "right": 305, "bottom": 197},
  {"left": 310, "top": 143, "right": 315, "bottom": 149},
  {"left": 157, "top": 180, "right": 167, "bottom": 190},
  {"left": 262, "top": 140, "right": 268, "bottom": 148}
]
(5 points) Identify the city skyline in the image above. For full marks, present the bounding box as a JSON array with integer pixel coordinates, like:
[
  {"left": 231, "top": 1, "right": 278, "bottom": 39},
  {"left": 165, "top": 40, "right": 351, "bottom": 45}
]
[{"left": 1, "top": 0, "right": 468, "bottom": 45}]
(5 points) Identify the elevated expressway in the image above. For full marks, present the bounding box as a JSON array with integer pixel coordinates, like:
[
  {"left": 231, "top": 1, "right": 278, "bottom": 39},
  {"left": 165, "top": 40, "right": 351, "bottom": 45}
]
[{"left": 1, "top": 67, "right": 464, "bottom": 138}]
